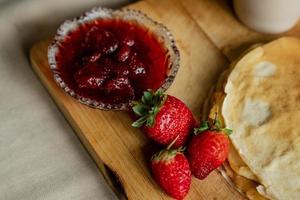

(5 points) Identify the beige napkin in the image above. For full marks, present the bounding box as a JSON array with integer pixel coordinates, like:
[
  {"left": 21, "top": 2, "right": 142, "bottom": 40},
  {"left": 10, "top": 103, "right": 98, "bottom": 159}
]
[{"left": 0, "top": 0, "right": 129, "bottom": 199}]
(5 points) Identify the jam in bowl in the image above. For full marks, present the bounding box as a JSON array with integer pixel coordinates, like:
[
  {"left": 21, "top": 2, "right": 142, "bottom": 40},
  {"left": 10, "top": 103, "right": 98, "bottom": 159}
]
[{"left": 48, "top": 7, "right": 180, "bottom": 110}]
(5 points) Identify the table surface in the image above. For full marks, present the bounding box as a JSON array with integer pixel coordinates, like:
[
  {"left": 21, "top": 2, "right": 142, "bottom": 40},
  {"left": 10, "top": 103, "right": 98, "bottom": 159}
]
[{"left": 0, "top": 0, "right": 129, "bottom": 200}]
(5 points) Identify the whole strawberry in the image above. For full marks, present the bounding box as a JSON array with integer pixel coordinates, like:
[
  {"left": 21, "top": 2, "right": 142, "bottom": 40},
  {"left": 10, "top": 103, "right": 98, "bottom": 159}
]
[
  {"left": 187, "top": 116, "right": 231, "bottom": 179},
  {"left": 151, "top": 142, "right": 191, "bottom": 200},
  {"left": 132, "top": 90, "right": 195, "bottom": 147}
]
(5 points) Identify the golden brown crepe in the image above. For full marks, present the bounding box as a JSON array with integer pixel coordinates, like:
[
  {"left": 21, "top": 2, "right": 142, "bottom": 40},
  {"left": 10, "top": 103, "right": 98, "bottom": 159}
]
[{"left": 207, "top": 37, "right": 300, "bottom": 200}]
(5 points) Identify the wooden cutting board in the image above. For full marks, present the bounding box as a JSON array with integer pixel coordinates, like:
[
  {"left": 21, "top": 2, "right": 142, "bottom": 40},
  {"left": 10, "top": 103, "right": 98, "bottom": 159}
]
[{"left": 29, "top": 0, "right": 300, "bottom": 199}]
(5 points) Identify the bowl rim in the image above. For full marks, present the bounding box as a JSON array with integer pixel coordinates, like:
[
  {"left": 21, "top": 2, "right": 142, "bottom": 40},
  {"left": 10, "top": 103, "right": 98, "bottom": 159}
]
[{"left": 48, "top": 7, "right": 180, "bottom": 110}]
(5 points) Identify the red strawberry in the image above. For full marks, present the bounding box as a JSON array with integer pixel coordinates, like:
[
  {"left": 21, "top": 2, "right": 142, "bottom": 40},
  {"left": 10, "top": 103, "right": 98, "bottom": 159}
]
[
  {"left": 132, "top": 90, "right": 195, "bottom": 147},
  {"left": 187, "top": 116, "right": 231, "bottom": 179},
  {"left": 151, "top": 142, "right": 191, "bottom": 200}
]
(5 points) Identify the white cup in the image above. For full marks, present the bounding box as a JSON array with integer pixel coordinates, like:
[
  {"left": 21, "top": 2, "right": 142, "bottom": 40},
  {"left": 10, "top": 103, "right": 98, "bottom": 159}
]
[{"left": 234, "top": 0, "right": 300, "bottom": 34}]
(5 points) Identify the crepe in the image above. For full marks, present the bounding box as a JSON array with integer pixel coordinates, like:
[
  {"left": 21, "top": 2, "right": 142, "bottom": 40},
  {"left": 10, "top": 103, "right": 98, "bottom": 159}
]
[
  {"left": 208, "top": 37, "right": 300, "bottom": 200},
  {"left": 206, "top": 73, "right": 267, "bottom": 200}
]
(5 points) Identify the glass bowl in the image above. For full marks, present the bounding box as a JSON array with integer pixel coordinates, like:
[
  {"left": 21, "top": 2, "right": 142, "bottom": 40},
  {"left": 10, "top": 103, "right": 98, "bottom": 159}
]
[{"left": 48, "top": 7, "right": 180, "bottom": 110}]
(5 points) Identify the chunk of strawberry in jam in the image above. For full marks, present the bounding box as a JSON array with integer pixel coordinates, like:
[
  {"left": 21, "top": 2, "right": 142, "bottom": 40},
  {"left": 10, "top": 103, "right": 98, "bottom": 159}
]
[
  {"left": 76, "top": 74, "right": 108, "bottom": 89},
  {"left": 101, "top": 34, "right": 118, "bottom": 54},
  {"left": 85, "top": 27, "right": 118, "bottom": 54},
  {"left": 117, "top": 45, "right": 131, "bottom": 62},
  {"left": 74, "top": 61, "right": 111, "bottom": 90},
  {"left": 82, "top": 52, "right": 102, "bottom": 63},
  {"left": 121, "top": 33, "right": 135, "bottom": 46},
  {"left": 84, "top": 26, "right": 101, "bottom": 47},
  {"left": 74, "top": 62, "right": 110, "bottom": 79},
  {"left": 104, "top": 76, "right": 134, "bottom": 102},
  {"left": 128, "top": 54, "right": 147, "bottom": 79},
  {"left": 119, "top": 27, "right": 135, "bottom": 47},
  {"left": 111, "top": 65, "right": 130, "bottom": 77}
]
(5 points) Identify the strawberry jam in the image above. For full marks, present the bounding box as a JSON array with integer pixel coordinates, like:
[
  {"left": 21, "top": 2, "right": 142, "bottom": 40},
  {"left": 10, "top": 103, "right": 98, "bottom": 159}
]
[{"left": 55, "top": 19, "right": 169, "bottom": 105}]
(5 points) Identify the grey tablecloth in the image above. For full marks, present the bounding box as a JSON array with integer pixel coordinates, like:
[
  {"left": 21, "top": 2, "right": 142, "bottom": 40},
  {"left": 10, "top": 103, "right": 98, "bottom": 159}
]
[{"left": 0, "top": 0, "right": 129, "bottom": 199}]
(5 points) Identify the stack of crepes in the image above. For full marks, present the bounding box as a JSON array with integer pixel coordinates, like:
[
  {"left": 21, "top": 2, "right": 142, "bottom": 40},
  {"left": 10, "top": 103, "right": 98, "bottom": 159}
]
[{"left": 206, "top": 37, "right": 300, "bottom": 200}]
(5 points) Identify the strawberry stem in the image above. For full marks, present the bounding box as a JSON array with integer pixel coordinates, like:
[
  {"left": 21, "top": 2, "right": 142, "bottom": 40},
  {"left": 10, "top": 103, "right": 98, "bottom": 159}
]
[
  {"left": 167, "top": 135, "right": 180, "bottom": 150},
  {"left": 194, "top": 121, "right": 209, "bottom": 134},
  {"left": 194, "top": 112, "right": 233, "bottom": 135},
  {"left": 152, "top": 135, "right": 185, "bottom": 162}
]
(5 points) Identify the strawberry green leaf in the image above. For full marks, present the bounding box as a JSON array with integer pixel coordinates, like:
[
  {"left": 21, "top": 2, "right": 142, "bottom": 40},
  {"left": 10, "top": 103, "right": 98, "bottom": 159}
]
[
  {"left": 132, "top": 104, "right": 148, "bottom": 116},
  {"left": 131, "top": 89, "right": 166, "bottom": 128},
  {"left": 149, "top": 106, "right": 159, "bottom": 116},
  {"left": 142, "top": 90, "right": 153, "bottom": 104},
  {"left": 155, "top": 89, "right": 163, "bottom": 96},
  {"left": 146, "top": 115, "right": 155, "bottom": 127},
  {"left": 214, "top": 119, "right": 221, "bottom": 130},
  {"left": 132, "top": 116, "right": 148, "bottom": 128},
  {"left": 222, "top": 128, "right": 233, "bottom": 135},
  {"left": 194, "top": 114, "right": 233, "bottom": 136},
  {"left": 194, "top": 121, "right": 209, "bottom": 134},
  {"left": 153, "top": 90, "right": 163, "bottom": 105},
  {"left": 153, "top": 106, "right": 159, "bottom": 115}
]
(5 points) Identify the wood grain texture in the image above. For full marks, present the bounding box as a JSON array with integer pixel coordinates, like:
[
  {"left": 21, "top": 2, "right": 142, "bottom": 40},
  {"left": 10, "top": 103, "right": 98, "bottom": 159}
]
[
  {"left": 29, "top": 0, "right": 300, "bottom": 199},
  {"left": 180, "top": 0, "right": 300, "bottom": 60}
]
